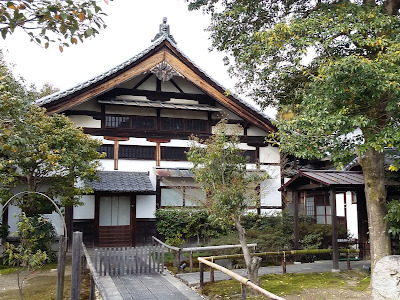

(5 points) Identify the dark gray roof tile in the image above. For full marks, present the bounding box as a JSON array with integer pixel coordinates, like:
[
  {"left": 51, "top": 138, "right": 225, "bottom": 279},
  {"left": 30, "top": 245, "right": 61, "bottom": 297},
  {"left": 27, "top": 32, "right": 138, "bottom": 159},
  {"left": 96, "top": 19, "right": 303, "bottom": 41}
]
[{"left": 88, "top": 171, "right": 154, "bottom": 193}]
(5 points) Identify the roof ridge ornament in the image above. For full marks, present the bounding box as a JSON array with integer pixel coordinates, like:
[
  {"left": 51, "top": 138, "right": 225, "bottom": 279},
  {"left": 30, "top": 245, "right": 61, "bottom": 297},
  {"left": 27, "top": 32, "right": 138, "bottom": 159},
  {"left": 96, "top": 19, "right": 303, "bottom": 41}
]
[
  {"left": 150, "top": 61, "right": 183, "bottom": 82},
  {"left": 151, "top": 17, "right": 177, "bottom": 44}
]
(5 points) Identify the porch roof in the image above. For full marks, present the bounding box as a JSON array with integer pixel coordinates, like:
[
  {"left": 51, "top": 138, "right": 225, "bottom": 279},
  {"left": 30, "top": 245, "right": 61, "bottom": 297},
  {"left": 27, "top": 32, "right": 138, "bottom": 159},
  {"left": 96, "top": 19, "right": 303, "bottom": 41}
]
[
  {"left": 98, "top": 99, "right": 222, "bottom": 112},
  {"left": 279, "top": 170, "right": 364, "bottom": 191},
  {"left": 154, "top": 167, "right": 193, "bottom": 178},
  {"left": 88, "top": 171, "right": 154, "bottom": 193}
]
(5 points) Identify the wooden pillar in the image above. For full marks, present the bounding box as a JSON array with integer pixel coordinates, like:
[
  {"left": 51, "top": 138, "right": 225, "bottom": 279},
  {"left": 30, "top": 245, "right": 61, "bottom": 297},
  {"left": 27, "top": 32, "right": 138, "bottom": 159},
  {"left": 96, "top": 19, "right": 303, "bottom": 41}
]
[
  {"left": 71, "top": 231, "right": 83, "bottom": 300},
  {"left": 331, "top": 188, "right": 339, "bottom": 271},
  {"left": 105, "top": 136, "right": 129, "bottom": 171},
  {"left": 114, "top": 140, "right": 120, "bottom": 170},
  {"left": 147, "top": 138, "right": 170, "bottom": 167},
  {"left": 293, "top": 190, "right": 299, "bottom": 249}
]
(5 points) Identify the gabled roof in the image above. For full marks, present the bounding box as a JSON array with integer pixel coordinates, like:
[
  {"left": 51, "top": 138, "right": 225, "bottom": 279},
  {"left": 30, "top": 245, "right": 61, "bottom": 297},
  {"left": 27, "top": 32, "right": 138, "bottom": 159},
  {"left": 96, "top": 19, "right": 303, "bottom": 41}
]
[
  {"left": 88, "top": 171, "right": 154, "bottom": 193},
  {"left": 36, "top": 35, "right": 276, "bottom": 133},
  {"left": 279, "top": 170, "right": 364, "bottom": 191}
]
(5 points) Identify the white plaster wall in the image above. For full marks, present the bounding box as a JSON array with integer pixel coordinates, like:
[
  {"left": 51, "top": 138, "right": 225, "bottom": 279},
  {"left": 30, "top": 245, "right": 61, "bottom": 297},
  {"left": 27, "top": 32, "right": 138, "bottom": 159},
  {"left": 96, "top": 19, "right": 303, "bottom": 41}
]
[
  {"left": 261, "top": 209, "right": 281, "bottom": 215},
  {"left": 238, "top": 143, "right": 256, "bottom": 151},
  {"left": 7, "top": 205, "right": 21, "bottom": 235},
  {"left": 260, "top": 146, "right": 280, "bottom": 164},
  {"left": 73, "top": 99, "right": 101, "bottom": 111},
  {"left": 161, "top": 80, "right": 180, "bottom": 93},
  {"left": 137, "top": 76, "right": 157, "bottom": 90},
  {"left": 115, "top": 95, "right": 148, "bottom": 101},
  {"left": 260, "top": 177, "right": 282, "bottom": 207},
  {"left": 212, "top": 123, "right": 244, "bottom": 135},
  {"left": 346, "top": 191, "right": 359, "bottom": 239},
  {"left": 43, "top": 212, "right": 64, "bottom": 236},
  {"left": 247, "top": 126, "right": 268, "bottom": 136},
  {"left": 106, "top": 106, "right": 157, "bottom": 116},
  {"left": 171, "top": 77, "right": 204, "bottom": 94},
  {"left": 118, "top": 74, "right": 148, "bottom": 89},
  {"left": 136, "top": 195, "right": 156, "bottom": 218},
  {"left": 213, "top": 105, "right": 243, "bottom": 121},
  {"left": 73, "top": 195, "right": 95, "bottom": 219},
  {"left": 69, "top": 115, "right": 101, "bottom": 128},
  {"left": 160, "top": 109, "right": 208, "bottom": 119}
]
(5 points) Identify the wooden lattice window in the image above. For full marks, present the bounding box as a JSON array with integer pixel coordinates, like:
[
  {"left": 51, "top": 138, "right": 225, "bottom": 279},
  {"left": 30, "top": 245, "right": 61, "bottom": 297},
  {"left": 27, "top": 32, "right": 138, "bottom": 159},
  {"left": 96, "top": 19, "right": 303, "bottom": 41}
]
[{"left": 161, "top": 147, "right": 188, "bottom": 161}]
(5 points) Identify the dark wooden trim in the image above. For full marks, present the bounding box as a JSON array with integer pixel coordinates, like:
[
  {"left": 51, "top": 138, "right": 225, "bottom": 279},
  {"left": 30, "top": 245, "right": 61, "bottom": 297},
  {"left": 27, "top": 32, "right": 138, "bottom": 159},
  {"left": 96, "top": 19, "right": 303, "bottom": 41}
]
[
  {"left": 64, "top": 110, "right": 102, "bottom": 120},
  {"left": 133, "top": 73, "right": 153, "bottom": 90},
  {"left": 156, "top": 177, "right": 161, "bottom": 208},
  {"left": 131, "top": 194, "right": 136, "bottom": 247},
  {"left": 331, "top": 188, "right": 339, "bottom": 270},
  {"left": 101, "top": 105, "right": 105, "bottom": 128},
  {"left": 170, "top": 79, "right": 184, "bottom": 93},
  {"left": 156, "top": 109, "right": 161, "bottom": 131},
  {"left": 94, "top": 195, "right": 100, "bottom": 246},
  {"left": 293, "top": 191, "right": 299, "bottom": 251},
  {"left": 156, "top": 78, "right": 161, "bottom": 92},
  {"left": 83, "top": 127, "right": 266, "bottom": 143}
]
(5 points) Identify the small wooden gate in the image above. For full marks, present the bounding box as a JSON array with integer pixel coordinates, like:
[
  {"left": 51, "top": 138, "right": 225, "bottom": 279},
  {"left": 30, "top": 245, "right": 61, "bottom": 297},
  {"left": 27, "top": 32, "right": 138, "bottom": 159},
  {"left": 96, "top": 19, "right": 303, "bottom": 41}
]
[{"left": 94, "top": 245, "right": 164, "bottom": 276}]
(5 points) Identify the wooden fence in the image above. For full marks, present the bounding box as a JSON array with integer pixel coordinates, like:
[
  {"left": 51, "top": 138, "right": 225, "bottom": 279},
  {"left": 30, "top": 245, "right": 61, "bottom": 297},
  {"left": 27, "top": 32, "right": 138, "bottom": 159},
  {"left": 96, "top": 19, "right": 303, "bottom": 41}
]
[{"left": 94, "top": 245, "right": 165, "bottom": 276}]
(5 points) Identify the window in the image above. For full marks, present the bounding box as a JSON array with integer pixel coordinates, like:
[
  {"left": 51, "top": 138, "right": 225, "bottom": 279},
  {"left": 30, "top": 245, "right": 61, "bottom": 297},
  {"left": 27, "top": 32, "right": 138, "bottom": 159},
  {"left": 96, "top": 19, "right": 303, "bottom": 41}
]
[
  {"left": 161, "top": 117, "right": 208, "bottom": 133},
  {"left": 161, "top": 147, "right": 188, "bottom": 161},
  {"left": 98, "top": 145, "right": 155, "bottom": 160},
  {"left": 305, "top": 193, "right": 331, "bottom": 224},
  {"left": 244, "top": 150, "right": 256, "bottom": 163},
  {"left": 99, "top": 196, "right": 130, "bottom": 226},
  {"left": 119, "top": 145, "right": 156, "bottom": 160},
  {"left": 160, "top": 187, "right": 206, "bottom": 207},
  {"left": 98, "top": 145, "right": 114, "bottom": 159},
  {"left": 105, "top": 115, "right": 156, "bottom": 130}
]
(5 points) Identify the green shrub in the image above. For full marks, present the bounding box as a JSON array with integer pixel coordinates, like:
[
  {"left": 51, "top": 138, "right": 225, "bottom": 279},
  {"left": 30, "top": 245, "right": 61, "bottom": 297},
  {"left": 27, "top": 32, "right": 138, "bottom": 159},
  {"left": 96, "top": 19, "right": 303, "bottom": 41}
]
[{"left": 155, "top": 207, "right": 228, "bottom": 246}]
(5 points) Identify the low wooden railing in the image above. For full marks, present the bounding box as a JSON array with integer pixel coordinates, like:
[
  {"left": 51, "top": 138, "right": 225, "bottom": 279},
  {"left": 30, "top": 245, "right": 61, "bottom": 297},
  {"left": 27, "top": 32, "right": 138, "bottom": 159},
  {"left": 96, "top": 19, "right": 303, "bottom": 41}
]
[
  {"left": 198, "top": 248, "right": 360, "bottom": 300},
  {"left": 198, "top": 257, "right": 285, "bottom": 300},
  {"left": 82, "top": 242, "right": 110, "bottom": 300},
  {"left": 151, "top": 236, "right": 257, "bottom": 273}
]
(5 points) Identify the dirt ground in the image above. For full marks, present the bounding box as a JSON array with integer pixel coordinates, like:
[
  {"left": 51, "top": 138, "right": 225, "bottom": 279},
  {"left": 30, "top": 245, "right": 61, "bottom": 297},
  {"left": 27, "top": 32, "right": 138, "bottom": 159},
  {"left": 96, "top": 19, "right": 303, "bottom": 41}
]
[{"left": 284, "top": 288, "right": 373, "bottom": 300}]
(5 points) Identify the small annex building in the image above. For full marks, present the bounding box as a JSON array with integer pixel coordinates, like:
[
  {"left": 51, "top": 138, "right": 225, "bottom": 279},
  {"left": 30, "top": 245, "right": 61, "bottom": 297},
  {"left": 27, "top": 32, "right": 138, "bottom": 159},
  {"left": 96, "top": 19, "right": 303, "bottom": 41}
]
[{"left": 28, "top": 19, "right": 281, "bottom": 247}]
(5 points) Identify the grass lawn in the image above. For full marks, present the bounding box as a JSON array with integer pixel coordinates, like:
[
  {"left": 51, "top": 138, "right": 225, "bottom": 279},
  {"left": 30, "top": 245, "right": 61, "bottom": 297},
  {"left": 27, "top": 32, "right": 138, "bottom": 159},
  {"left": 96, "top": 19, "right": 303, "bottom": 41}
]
[{"left": 201, "top": 270, "right": 371, "bottom": 299}]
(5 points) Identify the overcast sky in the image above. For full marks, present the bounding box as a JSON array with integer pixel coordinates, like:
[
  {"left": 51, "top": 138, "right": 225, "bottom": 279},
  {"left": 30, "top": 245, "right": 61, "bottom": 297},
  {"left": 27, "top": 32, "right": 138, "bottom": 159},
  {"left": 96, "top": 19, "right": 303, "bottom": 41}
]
[{"left": 2, "top": 0, "right": 276, "bottom": 118}]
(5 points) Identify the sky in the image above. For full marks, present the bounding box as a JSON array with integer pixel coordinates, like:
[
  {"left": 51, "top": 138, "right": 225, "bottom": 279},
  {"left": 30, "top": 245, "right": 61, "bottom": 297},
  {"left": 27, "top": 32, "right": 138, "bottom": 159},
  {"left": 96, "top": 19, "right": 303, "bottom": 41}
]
[{"left": 2, "top": 0, "right": 276, "bottom": 118}]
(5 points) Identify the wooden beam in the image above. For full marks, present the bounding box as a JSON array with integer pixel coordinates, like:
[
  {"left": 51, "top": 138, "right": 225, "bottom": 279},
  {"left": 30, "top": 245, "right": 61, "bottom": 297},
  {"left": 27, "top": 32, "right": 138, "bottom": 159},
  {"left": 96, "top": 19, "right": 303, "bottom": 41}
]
[
  {"left": 331, "top": 188, "right": 339, "bottom": 271},
  {"left": 104, "top": 137, "right": 129, "bottom": 170},
  {"left": 46, "top": 51, "right": 166, "bottom": 114}
]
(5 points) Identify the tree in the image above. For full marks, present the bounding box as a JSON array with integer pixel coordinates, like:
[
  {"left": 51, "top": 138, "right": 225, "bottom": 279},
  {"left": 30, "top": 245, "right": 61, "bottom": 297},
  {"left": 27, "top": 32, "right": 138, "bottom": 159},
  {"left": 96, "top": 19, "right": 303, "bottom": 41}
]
[
  {"left": 0, "top": 55, "right": 103, "bottom": 210},
  {"left": 0, "top": 0, "right": 107, "bottom": 51},
  {"left": 187, "top": 120, "right": 265, "bottom": 285},
  {"left": 3, "top": 213, "right": 49, "bottom": 300},
  {"left": 188, "top": 0, "right": 400, "bottom": 270}
]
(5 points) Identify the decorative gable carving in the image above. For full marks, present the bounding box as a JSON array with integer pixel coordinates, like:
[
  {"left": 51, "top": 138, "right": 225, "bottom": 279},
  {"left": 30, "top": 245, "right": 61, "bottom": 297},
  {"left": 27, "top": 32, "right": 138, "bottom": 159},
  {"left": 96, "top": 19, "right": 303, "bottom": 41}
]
[{"left": 150, "top": 61, "right": 183, "bottom": 82}]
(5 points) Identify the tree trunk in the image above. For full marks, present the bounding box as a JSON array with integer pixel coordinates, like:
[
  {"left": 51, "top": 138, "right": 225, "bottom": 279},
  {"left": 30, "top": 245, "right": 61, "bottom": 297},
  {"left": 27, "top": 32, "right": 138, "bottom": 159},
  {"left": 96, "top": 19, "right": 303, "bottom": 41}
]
[
  {"left": 233, "top": 217, "right": 262, "bottom": 286},
  {"left": 359, "top": 148, "right": 391, "bottom": 271}
]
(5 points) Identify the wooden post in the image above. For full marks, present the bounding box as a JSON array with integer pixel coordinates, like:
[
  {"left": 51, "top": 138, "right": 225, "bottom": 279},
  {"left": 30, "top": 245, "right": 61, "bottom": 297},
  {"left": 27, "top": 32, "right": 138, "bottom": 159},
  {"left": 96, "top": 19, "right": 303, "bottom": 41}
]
[
  {"left": 293, "top": 190, "right": 300, "bottom": 262},
  {"left": 199, "top": 262, "right": 204, "bottom": 288},
  {"left": 331, "top": 189, "right": 339, "bottom": 271},
  {"left": 282, "top": 252, "right": 287, "bottom": 274},
  {"left": 56, "top": 235, "right": 66, "bottom": 300},
  {"left": 347, "top": 252, "right": 351, "bottom": 270},
  {"left": 210, "top": 258, "right": 215, "bottom": 283},
  {"left": 190, "top": 251, "right": 193, "bottom": 273},
  {"left": 71, "top": 231, "right": 83, "bottom": 300},
  {"left": 89, "top": 277, "right": 95, "bottom": 300},
  {"left": 176, "top": 249, "right": 181, "bottom": 274},
  {"left": 241, "top": 283, "right": 247, "bottom": 300}
]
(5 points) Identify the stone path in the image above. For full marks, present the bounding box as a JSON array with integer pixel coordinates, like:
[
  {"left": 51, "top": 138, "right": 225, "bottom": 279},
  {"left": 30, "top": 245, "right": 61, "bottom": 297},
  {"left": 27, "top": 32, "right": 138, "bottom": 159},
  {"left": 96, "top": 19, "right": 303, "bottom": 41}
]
[{"left": 97, "top": 271, "right": 206, "bottom": 300}]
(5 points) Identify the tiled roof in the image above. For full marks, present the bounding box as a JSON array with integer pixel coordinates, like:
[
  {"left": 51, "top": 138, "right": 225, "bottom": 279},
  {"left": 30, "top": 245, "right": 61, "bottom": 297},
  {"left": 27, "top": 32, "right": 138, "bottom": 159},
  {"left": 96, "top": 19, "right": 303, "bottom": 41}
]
[
  {"left": 154, "top": 167, "right": 193, "bottom": 178},
  {"left": 98, "top": 99, "right": 222, "bottom": 112},
  {"left": 88, "top": 171, "right": 154, "bottom": 193},
  {"left": 35, "top": 35, "right": 273, "bottom": 123},
  {"left": 279, "top": 170, "right": 364, "bottom": 191}
]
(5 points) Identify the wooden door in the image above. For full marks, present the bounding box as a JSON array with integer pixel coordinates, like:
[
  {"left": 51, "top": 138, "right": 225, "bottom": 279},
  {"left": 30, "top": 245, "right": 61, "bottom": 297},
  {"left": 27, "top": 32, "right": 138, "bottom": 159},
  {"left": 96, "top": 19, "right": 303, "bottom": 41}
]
[{"left": 97, "top": 195, "right": 133, "bottom": 247}]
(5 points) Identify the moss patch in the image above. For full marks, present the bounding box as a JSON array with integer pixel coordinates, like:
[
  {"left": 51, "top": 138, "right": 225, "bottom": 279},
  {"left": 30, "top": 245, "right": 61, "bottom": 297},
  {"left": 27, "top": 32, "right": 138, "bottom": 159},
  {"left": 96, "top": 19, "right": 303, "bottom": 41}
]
[{"left": 202, "top": 270, "right": 370, "bottom": 299}]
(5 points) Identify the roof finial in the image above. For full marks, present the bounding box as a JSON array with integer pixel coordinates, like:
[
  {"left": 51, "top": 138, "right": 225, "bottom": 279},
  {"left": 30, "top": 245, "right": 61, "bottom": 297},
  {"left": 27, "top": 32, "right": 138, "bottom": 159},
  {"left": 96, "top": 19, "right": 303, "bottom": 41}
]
[{"left": 151, "top": 17, "right": 177, "bottom": 44}]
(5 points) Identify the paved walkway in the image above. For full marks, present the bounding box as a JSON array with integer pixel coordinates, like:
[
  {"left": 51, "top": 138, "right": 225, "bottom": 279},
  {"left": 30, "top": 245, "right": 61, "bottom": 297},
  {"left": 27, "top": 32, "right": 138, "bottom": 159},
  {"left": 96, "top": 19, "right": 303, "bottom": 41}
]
[
  {"left": 176, "top": 260, "right": 370, "bottom": 287},
  {"left": 96, "top": 271, "right": 206, "bottom": 300}
]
